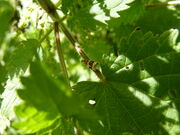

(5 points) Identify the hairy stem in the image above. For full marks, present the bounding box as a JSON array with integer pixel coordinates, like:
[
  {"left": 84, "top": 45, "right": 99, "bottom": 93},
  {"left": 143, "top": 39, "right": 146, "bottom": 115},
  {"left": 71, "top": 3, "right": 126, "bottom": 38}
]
[
  {"left": 54, "top": 22, "right": 71, "bottom": 90},
  {"left": 58, "top": 21, "right": 106, "bottom": 81},
  {"left": 36, "top": 0, "right": 106, "bottom": 82},
  {"left": 146, "top": 1, "right": 180, "bottom": 8}
]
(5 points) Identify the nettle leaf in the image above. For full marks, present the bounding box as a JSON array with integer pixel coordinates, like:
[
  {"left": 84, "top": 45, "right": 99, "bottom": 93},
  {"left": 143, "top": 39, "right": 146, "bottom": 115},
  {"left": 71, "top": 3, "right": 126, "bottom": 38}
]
[
  {"left": 63, "top": 0, "right": 146, "bottom": 32},
  {"left": 104, "top": 29, "right": 180, "bottom": 98},
  {"left": 14, "top": 62, "right": 103, "bottom": 134},
  {"left": 61, "top": 0, "right": 75, "bottom": 14},
  {"left": 0, "top": 0, "right": 13, "bottom": 46},
  {"left": 74, "top": 29, "right": 180, "bottom": 134},
  {"left": 137, "top": 7, "right": 180, "bottom": 35},
  {"left": 107, "top": 0, "right": 146, "bottom": 27},
  {"left": 108, "top": 5, "right": 180, "bottom": 46},
  {"left": 86, "top": 0, "right": 146, "bottom": 27},
  {"left": 74, "top": 81, "right": 170, "bottom": 135},
  {"left": 6, "top": 39, "right": 39, "bottom": 77},
  {"left": 13, "top": 62, "right": 72, "bottom": 134}
]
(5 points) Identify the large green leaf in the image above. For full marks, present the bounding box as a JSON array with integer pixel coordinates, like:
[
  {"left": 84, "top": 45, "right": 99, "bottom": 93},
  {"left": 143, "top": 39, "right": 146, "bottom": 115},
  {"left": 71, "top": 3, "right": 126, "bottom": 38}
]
[
  {"left": 13, "top": 62, "right": 103, "bottom": 134},
  {"left": 74, "top": 81, "right": 170, "bottom": 134},
  {"left": 13, "top": 62, "right": 72, "bottom": 134},
  {"left": 103, "top": 29, "right": 180, "bottom": 98},
  {"left": 0, "top": 0, "right": 13, "bottom": 46},
  {"left": 74, "top": 29, "right": 180, "bottom": 134}
]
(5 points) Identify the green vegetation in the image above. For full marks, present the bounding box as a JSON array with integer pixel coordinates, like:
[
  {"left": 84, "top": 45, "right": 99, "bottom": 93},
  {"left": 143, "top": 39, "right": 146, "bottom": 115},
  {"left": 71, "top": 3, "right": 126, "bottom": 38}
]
[{"left": 0, "top": 0, "right": 180, "bottom": 134}]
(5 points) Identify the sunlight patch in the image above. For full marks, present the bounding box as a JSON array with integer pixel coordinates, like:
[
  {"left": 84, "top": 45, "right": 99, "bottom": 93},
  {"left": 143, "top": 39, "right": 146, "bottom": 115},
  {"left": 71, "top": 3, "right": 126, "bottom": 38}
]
[
  {"left": 156, "top": 56, "right": 169, "bottom": 63},
  {"left": 128, "top": 86, "right": 152, "bottom": 106},
  {"left": 142, "top": 77, "right": 159, "bottom": 95}
]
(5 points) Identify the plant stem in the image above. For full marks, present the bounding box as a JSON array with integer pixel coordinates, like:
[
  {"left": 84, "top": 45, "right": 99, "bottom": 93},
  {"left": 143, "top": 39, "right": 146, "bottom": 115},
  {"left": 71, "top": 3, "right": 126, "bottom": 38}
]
[
  {"left": 36, "top": 0, "right": 106, "bottom": 82},
  {"left": 58, "top": 21, "right": 106, "bottom": 81},
  {"left": 39, "top": 17, "right": 67, "bottom": 43},
  {"left": 54, "top": 22, "right": 71, "bottom": 90},
  {"left": 146, "top": 1, "right": 180, "bottom": 8},
  {"left": 39, "top": 28, "right": 53, "bottom": 43}
]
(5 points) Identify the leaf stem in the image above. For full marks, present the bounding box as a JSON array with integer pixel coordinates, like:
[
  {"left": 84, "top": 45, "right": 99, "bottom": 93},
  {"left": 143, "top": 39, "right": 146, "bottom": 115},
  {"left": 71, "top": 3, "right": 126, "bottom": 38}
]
[
  {"left": 39, "top": 28, "right": 53, "bottom": 43},
  {"left": 146, "top": 1, "right": 180, "bottom": 8},
  {"left": 36, "top": 0, "right": 106, "bottom": 82},
  {"left": 58, "top": 21, "right": 106, "bottom": 81},
  {"left": 39, "top": 17, "right": 67, "bottom": 43},
  {"left": 54, "top": 22, "right": 71, "bottom": 90}
]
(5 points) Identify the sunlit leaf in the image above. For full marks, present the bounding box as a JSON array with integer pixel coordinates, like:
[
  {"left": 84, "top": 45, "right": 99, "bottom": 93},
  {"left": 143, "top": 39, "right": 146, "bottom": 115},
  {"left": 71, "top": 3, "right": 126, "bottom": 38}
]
[
  {"left": 74, "top": 29, "right": 180, "bottom": 134},
  {"left": 14, "top": 62, "right": 103, "bottom": 134},
  {"left": 6, "top": 39, "right": 39, "bottom": 77}
]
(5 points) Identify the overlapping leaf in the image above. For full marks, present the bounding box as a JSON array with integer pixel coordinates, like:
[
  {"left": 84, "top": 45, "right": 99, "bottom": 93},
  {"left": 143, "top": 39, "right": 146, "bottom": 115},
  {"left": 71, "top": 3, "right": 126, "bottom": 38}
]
[
  {"left": 110, "top": 3, "right": 180, "bottom": 44},
  {"left": 14, "top": 62, "right": 104, "bottom": 134},
  {"left": 74, "top": 29, "right": 180, "bottom": 134},
  {"left": 62, "top": 0, "right": 146, "bottom": 32},
  {"left": 6, "top": 39, "right": 39, "bottom": 77},
  {"left": 107, "top": 0, "right": 145, "bottom": 27},
  {"left": 103, "top": 29, "right": 180, "bottom": 98}
]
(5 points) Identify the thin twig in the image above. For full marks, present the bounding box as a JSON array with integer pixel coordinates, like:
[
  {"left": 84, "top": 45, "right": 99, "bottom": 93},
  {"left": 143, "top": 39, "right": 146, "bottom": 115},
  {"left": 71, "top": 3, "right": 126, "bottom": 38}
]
[
  {"left": 39, "top": 16, "right": 67, "bottom": 43},
  {"left": 58, "top": 21, "right": 106, "bottom": 81},
  {"left": 39, "top": 28, "right": 53, "bottom": 43},
  {"left": 146, "top": 1, "right": 180, "bottom": 8},
  {"left": 54, "top": 22, "right": 71, "bottom": 90},
  {"left": 36, "top": 0, "right": 106, "bottom": 82}
]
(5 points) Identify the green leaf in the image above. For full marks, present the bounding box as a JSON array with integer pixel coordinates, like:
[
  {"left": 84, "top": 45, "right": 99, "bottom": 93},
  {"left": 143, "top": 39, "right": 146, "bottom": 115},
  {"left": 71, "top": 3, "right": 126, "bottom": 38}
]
[
  {"left": 74, "top": 29, "right": 180, "bottom": 134},
  {"left": 13, "top": 62, "right": 71, "bottom": 134},
  {"left": 108, "top": 0, "right": 145, "bottom": 27},
  {"left": 137, "top": 7, "right": 180, "bottom": 35},
  {"left": 74, "top": 81, "right": 170, "bottom": 135},
  {"left": 14, "top": 62, "right": 103, "bottom": 134},
  {"left": 14, "top": 104, "right": 61, "bottom": 134},
  {"left": 82, "top": 37, "right": 111, "bottom": 62},
  {"left": 0, "top": 77, "right": 21, "bottom": 134},
  {"left": 67, "top": 7, "right": 104, "bottom": 31},
  {"left": 61, "top": 0, "right": 145, "bottom": 32},
  {"left": 6, "top": 39, "right": 39, "bottom": 77},
  {"left": 103, "top": 29, "right": 180, "bottom": 98},
  {"left": 0, "top": 0, "right": 13, "bottom": 46},
  {"left": 61, "top": 0, "right": 75, "bottom": 14}
]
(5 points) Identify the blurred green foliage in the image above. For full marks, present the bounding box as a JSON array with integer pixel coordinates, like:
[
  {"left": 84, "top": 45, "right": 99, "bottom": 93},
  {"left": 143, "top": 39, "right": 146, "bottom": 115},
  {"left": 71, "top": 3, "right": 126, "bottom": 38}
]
[{"left": 0, "top": 0, "right": 180, "bottom": 134}]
